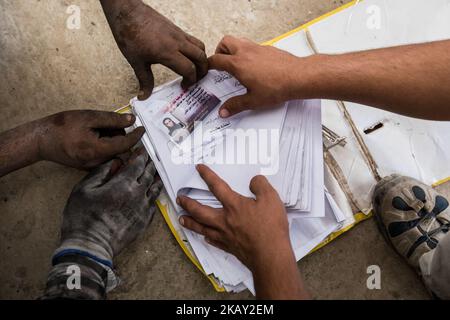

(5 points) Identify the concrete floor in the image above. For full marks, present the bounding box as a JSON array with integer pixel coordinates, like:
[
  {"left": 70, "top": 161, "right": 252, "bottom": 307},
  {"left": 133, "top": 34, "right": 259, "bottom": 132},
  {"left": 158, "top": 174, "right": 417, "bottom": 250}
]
[{"left": 0, "top": 0, "right": 436, "bottom": 299}]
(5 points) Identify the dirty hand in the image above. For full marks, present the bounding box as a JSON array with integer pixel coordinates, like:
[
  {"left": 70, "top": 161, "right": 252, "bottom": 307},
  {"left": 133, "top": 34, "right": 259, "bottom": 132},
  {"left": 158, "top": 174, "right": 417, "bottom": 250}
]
[
  {"left": 38, "top": 110, "right": 145, "bottom": 169},
  {"left": 101, "top": 0, "right": 208, "bottom": 100},
  {"left": 55, "top": 149, "right": 163, "bottom": 263},
  {"left": 177, "top": 165, "right": 291, "bottom": 271},
  {"left": 209, "top": 36, "right": 305, "bottom": 118}
]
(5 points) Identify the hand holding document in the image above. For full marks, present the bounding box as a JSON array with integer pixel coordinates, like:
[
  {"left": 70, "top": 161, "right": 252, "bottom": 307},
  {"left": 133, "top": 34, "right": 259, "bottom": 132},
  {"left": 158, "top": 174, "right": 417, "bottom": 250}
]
[{"left": 132, "top": 70, "right": 344, "bottom": 293}]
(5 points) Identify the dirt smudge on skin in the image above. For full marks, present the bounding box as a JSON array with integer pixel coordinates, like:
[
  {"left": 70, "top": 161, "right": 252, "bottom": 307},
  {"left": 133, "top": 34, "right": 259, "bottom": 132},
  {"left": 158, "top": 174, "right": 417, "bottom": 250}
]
[{"left": 52, "top": 113, "right": 66, "bottom": 127}]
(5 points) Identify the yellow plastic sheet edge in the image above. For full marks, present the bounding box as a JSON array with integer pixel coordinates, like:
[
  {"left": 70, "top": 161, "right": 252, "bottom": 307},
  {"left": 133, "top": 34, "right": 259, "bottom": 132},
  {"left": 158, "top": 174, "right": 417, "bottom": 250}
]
[{"left": 262, "top": 0, "right": 359, "bottom": 46}]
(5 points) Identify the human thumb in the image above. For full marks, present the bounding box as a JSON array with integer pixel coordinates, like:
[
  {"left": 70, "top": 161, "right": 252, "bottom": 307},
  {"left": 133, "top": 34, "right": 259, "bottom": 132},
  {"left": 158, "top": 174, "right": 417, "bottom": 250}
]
[{"left": 219, "top": 94, "right": 252, "bottom": 118}]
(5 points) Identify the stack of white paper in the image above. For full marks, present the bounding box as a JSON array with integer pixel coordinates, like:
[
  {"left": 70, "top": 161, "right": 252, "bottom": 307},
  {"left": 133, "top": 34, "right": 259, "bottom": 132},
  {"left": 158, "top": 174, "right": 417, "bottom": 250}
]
[{"left": 132, "top": 70, "right": 344, "bottom": 293}]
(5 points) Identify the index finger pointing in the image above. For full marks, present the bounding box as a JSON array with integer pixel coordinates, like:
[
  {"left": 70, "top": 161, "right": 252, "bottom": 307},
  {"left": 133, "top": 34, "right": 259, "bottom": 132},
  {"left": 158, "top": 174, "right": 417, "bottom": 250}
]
[{"left": 196, "top": 164, "right": 237, "bottom": 205}]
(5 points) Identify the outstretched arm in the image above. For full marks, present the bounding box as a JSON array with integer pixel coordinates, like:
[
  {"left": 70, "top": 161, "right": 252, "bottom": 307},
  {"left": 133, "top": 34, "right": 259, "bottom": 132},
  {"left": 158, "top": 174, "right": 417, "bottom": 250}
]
[
  {"left": 100, "top": 0, "right": 208, "bottom": 100},
  {"left": 0, "top": 110, "right": 144, "bottom": 178},
  {"left": 208, "top": 37, "right": 450, "bottom": 121},
  {"left": 0, "top": 119, "right": 42, "bottom": 177}
]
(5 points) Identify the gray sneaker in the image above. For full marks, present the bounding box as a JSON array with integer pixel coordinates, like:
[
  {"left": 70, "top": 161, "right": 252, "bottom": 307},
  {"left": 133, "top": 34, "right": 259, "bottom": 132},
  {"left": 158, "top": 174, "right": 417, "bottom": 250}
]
[{"left": 373, "top": 175, "right": 450, "bottom": 270}]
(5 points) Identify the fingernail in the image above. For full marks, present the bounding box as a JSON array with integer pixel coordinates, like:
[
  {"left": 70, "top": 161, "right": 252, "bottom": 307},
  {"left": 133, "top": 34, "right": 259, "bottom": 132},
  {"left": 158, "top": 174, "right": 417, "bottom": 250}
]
[
  {"left": 219, "top": 108, "right": 230, "bottom": 118},
  {"left": 179, "top": 217, "right": 185, "bottom": 226},
  {"left": 126, "top": 114, "right": 135, "bottom": 122}
]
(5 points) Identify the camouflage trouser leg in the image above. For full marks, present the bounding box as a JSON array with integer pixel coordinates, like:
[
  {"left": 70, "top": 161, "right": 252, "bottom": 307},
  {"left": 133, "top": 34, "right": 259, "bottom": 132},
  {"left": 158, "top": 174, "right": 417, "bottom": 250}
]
[{"left": 420, "top": 232, "right": 450, "bottom": 300}]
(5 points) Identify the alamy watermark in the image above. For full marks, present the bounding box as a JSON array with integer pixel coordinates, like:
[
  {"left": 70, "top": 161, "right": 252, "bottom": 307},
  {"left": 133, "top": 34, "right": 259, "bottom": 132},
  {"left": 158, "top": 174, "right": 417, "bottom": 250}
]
[
  {"left": 169, "top": 121, "right": 280, "bottom": 176},
  {"left": 366, "top": 5, "right": 382, "bottom": 30},
  {"left": 66, "top": 5, "right": 81, "bottom": 30},
  {"left": 66, "top": 265, "right": 81, "bottom": 290},
  {"left": 366, "top": 265, "right": 381, "bottom": 290}
]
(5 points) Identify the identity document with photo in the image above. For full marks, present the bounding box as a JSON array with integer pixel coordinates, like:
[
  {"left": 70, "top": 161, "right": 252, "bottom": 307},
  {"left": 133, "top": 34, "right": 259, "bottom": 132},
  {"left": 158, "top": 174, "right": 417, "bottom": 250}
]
[
  {"left": 157, "top": 85, "right": 221, "bottom": 144},
  {"left": 134, "top": 72, "right": 241, "bottom": 148}
]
